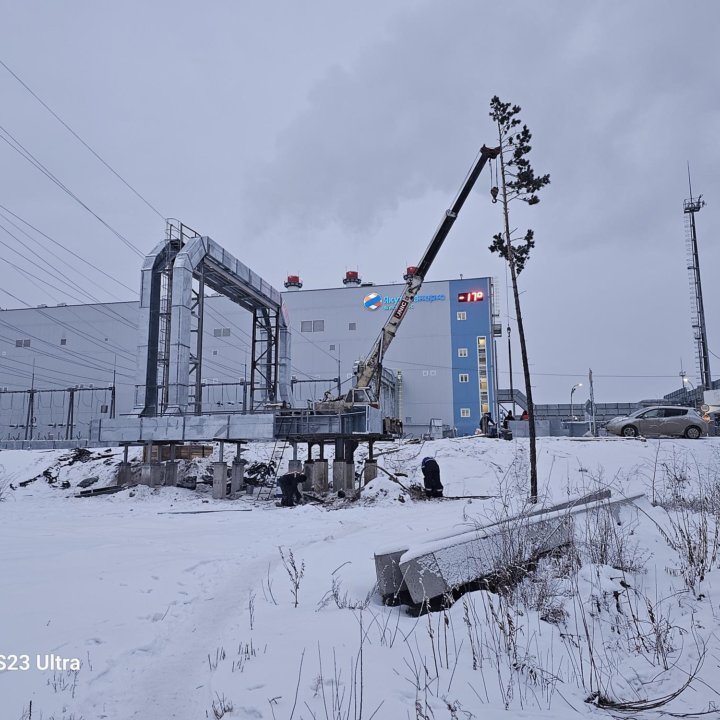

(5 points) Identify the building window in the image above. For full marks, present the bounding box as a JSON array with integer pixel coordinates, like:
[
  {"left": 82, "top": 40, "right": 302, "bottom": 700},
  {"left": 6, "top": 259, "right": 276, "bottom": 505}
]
[
  {"left": 459, "top": 373, "right": 469, "bottom": 383},
  {"left": 301, "top": 320, "right": 325, "bottom": 332},
  {"left": 348, "top": 322, "right": 356, "bottom": 331},
  {"left": 222, "top": 328, "right": 230, "bottom": 337},
  {"left": 430, "top": 370, "right": 436, "bottom": 376},
  {"left": 458, "top": 347, "right": 468, "bottom": 358},
  {"left": 477, "top": 336, "right": 489, "bottom": 412},
  {"left": 15, "top": 340, "right": 22, "bottom": 347},
  {"left": 212, "top": 350, "right": 218, "bottom": 356},
  {"left": 457, "top": 311, "right": 467, "bottom": 321},
  {"left": 213, "top": 328, "right": 221, "bottom": 337},
  {"left": 422, "top": 370, "right": 429, "bottom": 377},
  {"left": 460, "top": 408, "right": 471, "bottom": 418},
  {"left": 329, "top": 344, "right": 336, "bottom": 351},
  {"left": 16, "top": 339, "right": 31, "bottom": 347},
  {"left": 405, "top": 416, "right": 412, "bottom": 423}
]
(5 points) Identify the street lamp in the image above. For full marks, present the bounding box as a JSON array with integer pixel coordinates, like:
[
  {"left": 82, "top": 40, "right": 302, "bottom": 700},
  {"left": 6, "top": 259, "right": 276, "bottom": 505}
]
[
  {"left": 570, "top": 383, "right": 582, "bottom": 421},
  {"left": 682, "top": 374, "right": 696, "bottom": 405}
]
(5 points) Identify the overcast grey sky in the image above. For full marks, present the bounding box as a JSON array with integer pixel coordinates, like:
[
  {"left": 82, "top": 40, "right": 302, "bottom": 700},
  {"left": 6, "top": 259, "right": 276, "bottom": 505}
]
[{"left": 1, "top": 0, "right": 718, "bottom": 404}]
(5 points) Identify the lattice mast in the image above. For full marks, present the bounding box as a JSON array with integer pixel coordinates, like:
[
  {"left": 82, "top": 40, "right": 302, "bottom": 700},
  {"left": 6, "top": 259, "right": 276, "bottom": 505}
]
[{"left": 683, "top": 170, "right": 711, "bottom": 390}]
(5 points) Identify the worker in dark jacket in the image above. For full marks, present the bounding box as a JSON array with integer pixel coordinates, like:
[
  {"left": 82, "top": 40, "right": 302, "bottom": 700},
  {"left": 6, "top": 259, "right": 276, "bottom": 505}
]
[
  {"left": 278, "top": 471, "right": 306, "bottom": 507},
  {"left": 421, "top": 457, "right": 443, "bottom": 498}
]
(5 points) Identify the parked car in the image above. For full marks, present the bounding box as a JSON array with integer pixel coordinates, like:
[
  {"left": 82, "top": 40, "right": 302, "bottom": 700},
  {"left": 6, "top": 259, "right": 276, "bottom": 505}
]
[{"left": 605, "top": 406, "right": 708, "bottom": 439}]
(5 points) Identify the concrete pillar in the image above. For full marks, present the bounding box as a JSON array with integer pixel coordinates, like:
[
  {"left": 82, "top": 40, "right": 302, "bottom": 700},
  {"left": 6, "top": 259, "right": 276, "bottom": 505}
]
[
  {"left": 302, "top": 460, "right": 314, "bottom": 491},
  {"left": 288, "top": 459, "right": 303, "bottom": 473},
  {"left": 363, "top": 460, "right": 378, "bottom": 485},
  {"left": 332, "top": 460, "right": 345, "bottom": 492},
  {"left": 164, "top": 461, "right": 179, "bottom": 487},
  {"left": 230, "top": 461, "right": 245, "bottom": 494},
  {"left": 344, "top": 461, "right": 356, "bottom": 491},
  {"left": 117, "top": 462, "right": 134, "bottom": 486},
  {"left": 212, "top": 461, "right": 228, "bottom": 499},
  {"left": 313, "top": 459, "right": 329, "bottom": 494},
  {"left": 141, "top": 463, "right": 164, "bottom": 487},
  {"left": 139, "top": 463, "right": 152, "bottom": 486}
]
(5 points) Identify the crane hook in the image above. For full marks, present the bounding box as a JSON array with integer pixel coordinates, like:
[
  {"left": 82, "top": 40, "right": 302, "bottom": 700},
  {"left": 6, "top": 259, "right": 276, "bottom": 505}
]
[{"left": 490, "top": 186, "right": 499, "bottom": 204}]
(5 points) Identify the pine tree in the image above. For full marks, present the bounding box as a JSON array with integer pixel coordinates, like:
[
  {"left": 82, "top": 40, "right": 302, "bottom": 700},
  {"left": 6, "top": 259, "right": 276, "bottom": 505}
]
[{"left": 489, "top": 96, "right": 550, "bottom": 503}]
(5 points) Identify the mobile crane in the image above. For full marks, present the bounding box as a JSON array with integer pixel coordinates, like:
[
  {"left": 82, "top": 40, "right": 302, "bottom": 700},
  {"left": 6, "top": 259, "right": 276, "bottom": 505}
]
[{"left": 315, "top": 143, "right": 500, "bottom": 432}]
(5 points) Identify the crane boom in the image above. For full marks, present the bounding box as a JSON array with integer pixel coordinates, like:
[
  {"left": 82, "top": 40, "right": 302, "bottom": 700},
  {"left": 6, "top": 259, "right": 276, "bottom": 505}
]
[{"left": 355, "top": 144, "right": 500, "bottom": 396}]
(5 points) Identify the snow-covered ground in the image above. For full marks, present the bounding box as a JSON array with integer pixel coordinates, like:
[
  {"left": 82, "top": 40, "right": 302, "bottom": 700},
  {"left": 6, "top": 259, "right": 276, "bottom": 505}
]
[{"left": 2, "top": 436, "right": 720, "bottom": 719}]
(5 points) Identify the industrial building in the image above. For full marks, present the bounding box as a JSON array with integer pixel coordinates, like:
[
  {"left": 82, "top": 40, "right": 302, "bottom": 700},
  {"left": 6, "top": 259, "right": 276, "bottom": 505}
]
[{"left": 0, "top": 273, "right": 498, "bottom": 442}]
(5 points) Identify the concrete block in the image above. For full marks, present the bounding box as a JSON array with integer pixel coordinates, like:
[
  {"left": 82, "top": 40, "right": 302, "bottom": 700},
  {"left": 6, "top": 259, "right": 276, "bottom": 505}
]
[
  {"left": 230, "top": 462, "right": 245, "bottom": 494},
  {"left": 363, "top": 460, "right": 378, "bottom": 485},
  {"left": 374, "top": 549, "right": 407, "bottom": 601},
  {"left": 116, "top": 462, "right": 135, "bottom": 487},
  {"left": 313, "top": 460, "right": 329, "bottom": 494},
  {"left": 164, "top": 461, "right": 179, "bottom": 487},
  {"left": 332, "top": 460, "right": 345, "bottom": 491},
  {"left": 343, "top": 461, "right": 356, "bottom": 491},
  {"left": 302, "top": 460, "right": 314, "bottom": 491},
  {"left": 140, "top": 463, "right": 164, "bottom": 487},
  {"left": 212, "top": 461, "right": 228, "bottom": 499}
]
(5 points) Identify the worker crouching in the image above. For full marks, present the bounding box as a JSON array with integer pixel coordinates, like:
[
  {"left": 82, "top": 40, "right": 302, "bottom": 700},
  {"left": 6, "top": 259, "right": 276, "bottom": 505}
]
[
  {"left": 278, "top": 471, "right": 306, "bottom": 507},
  {"left": 421, "top": 457, "right": 443, "bottom": 498}
]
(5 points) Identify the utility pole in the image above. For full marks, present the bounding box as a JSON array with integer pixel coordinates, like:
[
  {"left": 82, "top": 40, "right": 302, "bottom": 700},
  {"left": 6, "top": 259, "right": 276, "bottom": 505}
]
[
  {"left": 25, "top": 360, "right": 36, "bottom": 441},
  {"left": 588, "top": 368, "right": 597, "bottom": 436},
  {"left": 507, "top": 324, "right": 515, "bottom": 415}
]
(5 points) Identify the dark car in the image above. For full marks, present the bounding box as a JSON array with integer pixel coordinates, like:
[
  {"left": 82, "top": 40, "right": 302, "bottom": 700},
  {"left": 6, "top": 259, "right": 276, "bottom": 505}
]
[{"left": 605, "top": 406, "right": 707, "bottom": 439}]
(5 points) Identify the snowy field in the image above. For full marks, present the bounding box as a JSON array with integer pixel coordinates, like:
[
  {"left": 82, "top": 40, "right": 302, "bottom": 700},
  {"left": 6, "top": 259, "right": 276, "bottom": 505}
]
[{"left": 2, "top": 436, "right": 720, "bottom": 720}]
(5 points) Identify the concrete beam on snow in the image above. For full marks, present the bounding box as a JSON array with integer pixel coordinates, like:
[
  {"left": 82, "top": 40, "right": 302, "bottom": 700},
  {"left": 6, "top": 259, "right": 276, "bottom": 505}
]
[{"left": 375, "top": 490, "right": 644, "bottom": 606}]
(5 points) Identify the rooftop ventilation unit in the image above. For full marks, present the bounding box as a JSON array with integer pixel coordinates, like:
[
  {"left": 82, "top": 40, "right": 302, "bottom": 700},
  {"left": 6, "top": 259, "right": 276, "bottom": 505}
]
[
  {"left": 284, "top": 274, "right": 303, "bottom": 290},
  {"left": 343, "top": 270, "right": 361, "bottom": 286}
]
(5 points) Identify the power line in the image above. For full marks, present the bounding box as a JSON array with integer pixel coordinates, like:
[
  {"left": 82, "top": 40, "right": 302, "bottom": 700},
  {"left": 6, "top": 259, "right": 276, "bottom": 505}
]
[
  {"left": 0, "top": 123, "right": 145, "bottom": 257},
  {"left": 0, "top": 227, "right": 140, "bottom": 332},
  {"left": 0, "top": 353, "right": 133, "bottom": 387},
  {"left": 0, "top": 319, "right": 136, "bottom": 376},
  {"left": 0, "top": 228, "right": 111, "bottom": 306},
  {"left": 0, "top": 206, "right": 135, "bottom": 298},
  {"left": 0, "top": 58, "right": 166, "bottom": 222}
]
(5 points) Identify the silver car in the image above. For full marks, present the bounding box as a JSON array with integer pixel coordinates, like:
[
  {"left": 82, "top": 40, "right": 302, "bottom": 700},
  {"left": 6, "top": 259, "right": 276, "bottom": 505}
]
[{"left": 605, "top": 406, "right": 708, "bottom": 439}]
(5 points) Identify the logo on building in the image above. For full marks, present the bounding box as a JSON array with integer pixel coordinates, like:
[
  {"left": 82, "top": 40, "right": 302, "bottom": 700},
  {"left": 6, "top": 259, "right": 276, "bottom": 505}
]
[{"left": 363, "top": 292, "right": 383, "bottom": 311}]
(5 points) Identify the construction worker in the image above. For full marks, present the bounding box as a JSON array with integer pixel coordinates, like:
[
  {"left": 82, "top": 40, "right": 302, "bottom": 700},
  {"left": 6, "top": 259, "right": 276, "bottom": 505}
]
[
  {"left": 278, "top": 471, "right": 306, "bottom": 507},
  {"left": 480, "top": 412, "right": 497, "bottom": 437},
  {"left": 421, "top": 457, "right": 443, "bottom": 498}
]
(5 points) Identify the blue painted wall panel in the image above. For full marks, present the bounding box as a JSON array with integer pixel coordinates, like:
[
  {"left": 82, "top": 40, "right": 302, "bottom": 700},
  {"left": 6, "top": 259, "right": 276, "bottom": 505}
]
[{"left": 449, "top": 279, "right": 495, "bottom": 435}]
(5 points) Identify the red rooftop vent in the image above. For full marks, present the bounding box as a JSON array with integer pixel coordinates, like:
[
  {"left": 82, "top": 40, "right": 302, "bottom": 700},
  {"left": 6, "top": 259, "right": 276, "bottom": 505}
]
[
  {"left": 284, "top": 274, "right": 303, "bottom": 289},
  {"left": 343, "top": 270, "right": 361, "bottom": 285}
]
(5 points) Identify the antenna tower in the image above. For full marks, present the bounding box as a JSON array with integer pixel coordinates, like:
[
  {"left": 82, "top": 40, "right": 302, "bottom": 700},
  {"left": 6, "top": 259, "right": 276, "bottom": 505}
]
[{"left": 683, "top": 169, "right": 712, "bottom": 390}]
